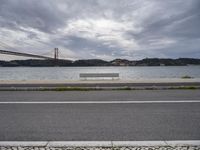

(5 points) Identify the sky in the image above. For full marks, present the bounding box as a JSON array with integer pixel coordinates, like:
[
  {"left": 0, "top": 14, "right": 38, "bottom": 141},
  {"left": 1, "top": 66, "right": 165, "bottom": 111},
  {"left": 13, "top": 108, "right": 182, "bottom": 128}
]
[{"left": 0, "top": 0, "right": 200, "bottom": 60}]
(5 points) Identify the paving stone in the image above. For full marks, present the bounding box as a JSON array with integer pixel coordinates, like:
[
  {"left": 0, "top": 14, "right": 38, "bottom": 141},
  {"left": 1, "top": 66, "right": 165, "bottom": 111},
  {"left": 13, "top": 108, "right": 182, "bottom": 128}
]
[{"left": 1, "top": 146, "right": 200, "bottom": 150}]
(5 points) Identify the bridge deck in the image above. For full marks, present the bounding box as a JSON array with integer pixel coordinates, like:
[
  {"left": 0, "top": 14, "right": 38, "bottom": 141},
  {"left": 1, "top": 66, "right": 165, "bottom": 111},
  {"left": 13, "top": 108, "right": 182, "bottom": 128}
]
[{"left": 0, "top": 49, "right": 52, "bottom": 59}]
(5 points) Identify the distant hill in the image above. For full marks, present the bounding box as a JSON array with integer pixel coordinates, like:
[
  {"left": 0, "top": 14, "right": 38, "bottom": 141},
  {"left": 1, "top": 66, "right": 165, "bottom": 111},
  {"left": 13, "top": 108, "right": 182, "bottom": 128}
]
[{"left": 0, "top": 58, "right": 200, "bottom": 67}]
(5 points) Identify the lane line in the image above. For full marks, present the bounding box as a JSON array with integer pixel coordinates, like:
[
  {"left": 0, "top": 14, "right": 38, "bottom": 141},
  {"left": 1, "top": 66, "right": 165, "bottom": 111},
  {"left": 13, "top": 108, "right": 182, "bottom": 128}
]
[
  {"left": 0, "top": 100, "right": 200, "bottom": 104},
  {"left": 0, "top": 141, "right": 200, "bottom": 147}
]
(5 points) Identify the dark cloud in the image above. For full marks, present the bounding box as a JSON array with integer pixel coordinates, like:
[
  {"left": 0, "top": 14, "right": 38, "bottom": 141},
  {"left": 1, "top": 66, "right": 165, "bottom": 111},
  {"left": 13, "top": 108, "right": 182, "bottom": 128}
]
[
  {"left": 0, "top": 0, "right": 67, "bottom": 33},
  {"left": 0, "top": 0, "right": 200, "bottom": 60}
]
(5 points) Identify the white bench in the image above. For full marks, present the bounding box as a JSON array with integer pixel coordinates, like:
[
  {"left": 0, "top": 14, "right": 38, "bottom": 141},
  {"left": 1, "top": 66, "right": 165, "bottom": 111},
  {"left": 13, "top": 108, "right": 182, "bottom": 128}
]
[{"left": 80, "top": 73, "right": 119, "bottom": 80}]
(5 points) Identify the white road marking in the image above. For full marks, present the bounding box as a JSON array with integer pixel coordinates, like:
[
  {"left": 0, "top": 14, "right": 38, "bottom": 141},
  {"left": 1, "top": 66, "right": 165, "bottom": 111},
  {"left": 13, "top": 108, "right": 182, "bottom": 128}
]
[
  {"left": 0, "top": 141, "right": 200, "bottom": 147},
  {"left": 0, "top": 100, "right": 200, "bottom": 104}
]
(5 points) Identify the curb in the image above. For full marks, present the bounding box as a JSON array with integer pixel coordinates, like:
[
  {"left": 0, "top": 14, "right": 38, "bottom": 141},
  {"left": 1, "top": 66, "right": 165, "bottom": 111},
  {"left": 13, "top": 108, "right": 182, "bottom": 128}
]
[{"left": 0, "top": 141, "right": 200, "bottom": 147}]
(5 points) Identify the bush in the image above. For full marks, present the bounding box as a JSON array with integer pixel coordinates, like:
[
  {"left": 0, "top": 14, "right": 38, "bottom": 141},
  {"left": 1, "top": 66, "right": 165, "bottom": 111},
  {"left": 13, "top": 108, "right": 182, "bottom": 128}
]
[{"left": 181, "top": 75, "right": 193, "bottom": 79}]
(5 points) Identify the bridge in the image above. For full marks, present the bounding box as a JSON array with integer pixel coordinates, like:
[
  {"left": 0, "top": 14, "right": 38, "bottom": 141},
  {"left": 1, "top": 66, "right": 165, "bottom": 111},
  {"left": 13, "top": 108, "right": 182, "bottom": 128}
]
[{"left": 0, "top": 48, "right": 60, "bottom": 60}]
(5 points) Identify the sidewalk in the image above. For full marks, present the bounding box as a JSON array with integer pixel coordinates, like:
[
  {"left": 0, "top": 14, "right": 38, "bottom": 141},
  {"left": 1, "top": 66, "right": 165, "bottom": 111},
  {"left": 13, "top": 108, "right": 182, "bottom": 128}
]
[
  {"left": 1, "top": 78, "right": 200, "bottom": 84},
  {"left": 0, "top": 78, "right": 200, "bottom": 90},
  {"left": 1, "top": 146, "right": 200, "bottom": 150}
]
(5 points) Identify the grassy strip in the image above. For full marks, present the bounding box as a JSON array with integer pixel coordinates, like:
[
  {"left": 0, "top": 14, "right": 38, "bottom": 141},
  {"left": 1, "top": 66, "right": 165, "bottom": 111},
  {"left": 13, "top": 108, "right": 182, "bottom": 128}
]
[
  {"left": 45, "top": 86, "right": 200, "bottom": 91},
  {"left": 42, "top": 87, "right": 101, "bottom": 91},
  {"left": 0, "top": 86, "right": 200, "bottom": 91},
  {"left": 181, "top": 75, "right": 193, "bottom": 79},
  {"left": 169, "top": 86, "right": 199, "bottom": 90}
]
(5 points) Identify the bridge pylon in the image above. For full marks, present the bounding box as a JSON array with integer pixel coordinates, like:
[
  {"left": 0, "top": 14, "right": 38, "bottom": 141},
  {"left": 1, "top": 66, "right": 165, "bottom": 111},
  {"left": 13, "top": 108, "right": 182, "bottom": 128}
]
[{"left": 54, "top": 48, "right": 59, "bottom": 60}]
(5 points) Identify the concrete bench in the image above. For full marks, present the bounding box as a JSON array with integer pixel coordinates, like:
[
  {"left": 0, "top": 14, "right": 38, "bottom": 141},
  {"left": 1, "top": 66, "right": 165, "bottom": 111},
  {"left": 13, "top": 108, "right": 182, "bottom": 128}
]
[{"left": 79, "top": 73, "right": 119, "bottom": 80}]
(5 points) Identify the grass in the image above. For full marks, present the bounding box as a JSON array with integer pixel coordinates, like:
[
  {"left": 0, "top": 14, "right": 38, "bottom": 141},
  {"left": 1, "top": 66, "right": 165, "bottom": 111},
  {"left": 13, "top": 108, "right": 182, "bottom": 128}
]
[
  {"left": 116, "top": 86, "right": 132, "bottom": 90},
  {"left": 42, "top": 87, "right": 99, "bottom": 91},
  {"left": 181, "top": 75, "right": 193, "bottom": 79},
  {"left": 169, "top": 86, "right": 198, "bottom": 90},
  {"left": 0, "top": 86, "right": 200, "bottom": 91}
]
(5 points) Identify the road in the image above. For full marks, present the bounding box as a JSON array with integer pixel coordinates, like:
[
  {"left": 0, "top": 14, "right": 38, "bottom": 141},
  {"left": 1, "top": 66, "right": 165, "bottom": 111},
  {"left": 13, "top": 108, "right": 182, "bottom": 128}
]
[{"left": 0, "top": 90, "right": 200, "bottom": 141}]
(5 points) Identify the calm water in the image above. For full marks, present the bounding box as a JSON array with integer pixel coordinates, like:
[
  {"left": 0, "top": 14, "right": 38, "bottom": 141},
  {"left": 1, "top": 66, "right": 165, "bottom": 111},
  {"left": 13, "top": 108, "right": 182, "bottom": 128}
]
[{"left": 0, "top": 66, "right": 200, "bottom": 81}]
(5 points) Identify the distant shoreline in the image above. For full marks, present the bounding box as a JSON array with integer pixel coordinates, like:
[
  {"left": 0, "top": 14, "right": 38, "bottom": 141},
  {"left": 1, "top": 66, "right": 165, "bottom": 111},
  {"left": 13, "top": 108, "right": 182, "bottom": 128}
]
[{"left": 1, "top": 58, "right": 200, "bottom": 67}]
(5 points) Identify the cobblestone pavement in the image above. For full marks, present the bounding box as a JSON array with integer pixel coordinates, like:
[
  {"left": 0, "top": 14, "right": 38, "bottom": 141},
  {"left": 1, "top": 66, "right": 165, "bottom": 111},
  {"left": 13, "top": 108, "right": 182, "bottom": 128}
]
[{"left": 1, "top": 146, "right": 200, "bottom": 150}]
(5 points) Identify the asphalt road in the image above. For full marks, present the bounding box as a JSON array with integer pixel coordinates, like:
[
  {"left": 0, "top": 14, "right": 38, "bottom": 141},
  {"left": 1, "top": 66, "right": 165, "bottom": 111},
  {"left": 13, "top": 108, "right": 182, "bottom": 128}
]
[{"left": 0, "top": 90, "right": 200, "bottom": 141}]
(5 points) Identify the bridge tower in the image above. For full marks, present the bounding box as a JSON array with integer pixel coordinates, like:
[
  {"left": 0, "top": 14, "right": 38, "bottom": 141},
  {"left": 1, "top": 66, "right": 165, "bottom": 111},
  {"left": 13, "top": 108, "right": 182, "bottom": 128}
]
[{"left": 54, "top": 48, "right": 59, "bottom": 60}]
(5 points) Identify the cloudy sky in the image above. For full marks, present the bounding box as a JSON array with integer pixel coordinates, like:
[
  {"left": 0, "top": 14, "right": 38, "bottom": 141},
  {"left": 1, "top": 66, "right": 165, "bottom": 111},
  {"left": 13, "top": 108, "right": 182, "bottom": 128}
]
[{"left": 0, "top": 0, "right": 200, "bottom": 60}]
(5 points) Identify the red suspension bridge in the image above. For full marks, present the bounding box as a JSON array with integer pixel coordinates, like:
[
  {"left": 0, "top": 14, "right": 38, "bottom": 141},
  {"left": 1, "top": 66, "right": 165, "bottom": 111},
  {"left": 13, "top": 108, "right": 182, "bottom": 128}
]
[{"left": 0, "top": 48, "right": 63, "bottom": 60}]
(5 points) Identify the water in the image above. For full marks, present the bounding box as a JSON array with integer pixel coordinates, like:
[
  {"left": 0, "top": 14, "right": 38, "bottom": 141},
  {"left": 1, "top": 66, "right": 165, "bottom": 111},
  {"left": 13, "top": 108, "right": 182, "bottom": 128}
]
[{"left": 0, "top": 66, "right": 200, "bottom": 81}]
